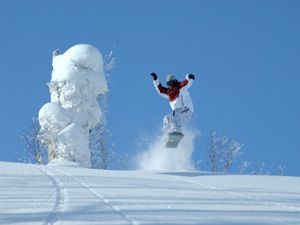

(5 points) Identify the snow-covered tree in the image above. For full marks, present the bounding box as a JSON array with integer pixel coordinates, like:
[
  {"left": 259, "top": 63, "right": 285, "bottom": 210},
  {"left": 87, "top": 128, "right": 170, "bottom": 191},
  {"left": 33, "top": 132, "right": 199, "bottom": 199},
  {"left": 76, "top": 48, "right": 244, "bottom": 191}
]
[
  {"left": 89, "top": 94, "right": 112, "bottom": 169},
  {"left": 238, "top": 161, "right": 252, "bottom": 174},
  {"left": 252, "top": 163, "right": 268, "bottom": 175},
  {"left": 21, "top": 117, "right": 48, "bottom": 164},
  {"left": 38, "top": 44, "right": 108, "bottom": 167},
  {"left": 251, "top": 163, "right": 285, "bottom": 176},
  {"left": 273, "top": 165, "right": 285, "bottom": 176},
  {"left": 207, "top": 131, "right": 243, "bottom": 173},
  {"left": 89, "top": 51, "right": 118, "bottom": 169}
]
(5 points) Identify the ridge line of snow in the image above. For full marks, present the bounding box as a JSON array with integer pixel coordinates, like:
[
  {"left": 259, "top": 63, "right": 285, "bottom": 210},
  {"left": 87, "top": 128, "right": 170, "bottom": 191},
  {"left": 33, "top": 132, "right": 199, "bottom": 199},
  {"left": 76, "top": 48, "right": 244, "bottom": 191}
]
[
  {"left": 33, "top": 165, "right": 66, "bottom": 225},
  {"left": 52, "top": 167, "right": 139, "bottom": 225},
  {"left": 164, "top": 173, "right": 300, "bottom": 212}
]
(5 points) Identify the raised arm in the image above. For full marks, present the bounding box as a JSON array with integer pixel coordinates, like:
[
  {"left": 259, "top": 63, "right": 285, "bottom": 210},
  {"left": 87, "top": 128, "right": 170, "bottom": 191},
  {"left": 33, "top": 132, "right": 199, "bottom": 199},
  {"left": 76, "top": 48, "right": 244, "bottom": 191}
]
[
  {"left": 151, "top": 73, "right": 169, "bottom": 99},
  {"left": 179, "top": 73, "right": 195, "bottom": 91}
]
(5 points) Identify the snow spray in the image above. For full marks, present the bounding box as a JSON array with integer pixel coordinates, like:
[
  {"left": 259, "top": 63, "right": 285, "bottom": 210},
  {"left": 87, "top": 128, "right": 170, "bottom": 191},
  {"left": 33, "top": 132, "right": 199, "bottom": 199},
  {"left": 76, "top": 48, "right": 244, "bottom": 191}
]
[{"left": 138, "top": 128, "right": 199, "bottom": 171}]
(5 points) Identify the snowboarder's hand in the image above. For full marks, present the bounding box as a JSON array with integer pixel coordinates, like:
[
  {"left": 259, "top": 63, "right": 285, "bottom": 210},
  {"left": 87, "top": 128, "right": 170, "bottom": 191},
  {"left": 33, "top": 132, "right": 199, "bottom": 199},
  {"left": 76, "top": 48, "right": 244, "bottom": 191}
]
[
  {"left": 151, "top": 73, "right": 158, "bottom": 81},
  {"left": 52, "top": 49, "right": 60, "bottom": 56},
  {"left": 188, "top": 74, "right": 195, "bottom": 80}
]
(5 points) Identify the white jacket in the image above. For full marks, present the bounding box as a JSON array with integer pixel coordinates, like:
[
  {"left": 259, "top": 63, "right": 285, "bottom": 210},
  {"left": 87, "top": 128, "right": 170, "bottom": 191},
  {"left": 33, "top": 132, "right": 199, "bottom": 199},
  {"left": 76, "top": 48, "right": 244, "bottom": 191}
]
[{"left": 153, "top": 74, "right": 194, "bottom": 113}]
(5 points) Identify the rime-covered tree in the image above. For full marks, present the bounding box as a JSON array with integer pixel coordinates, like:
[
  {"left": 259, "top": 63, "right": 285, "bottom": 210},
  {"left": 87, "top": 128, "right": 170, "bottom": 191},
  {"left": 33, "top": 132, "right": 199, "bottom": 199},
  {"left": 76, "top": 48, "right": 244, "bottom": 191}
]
[
  {"left": 89, "top": 94, "right": 112, "bottom": 169},
  {"left": 207, "top": 131, "right": 243, "bottom": 173},
  {"left": 38, "top": 44, "right": 108, "bottom": 167},
  {"left": 21, "top": 117, "right": 48, "bottom": 164}
]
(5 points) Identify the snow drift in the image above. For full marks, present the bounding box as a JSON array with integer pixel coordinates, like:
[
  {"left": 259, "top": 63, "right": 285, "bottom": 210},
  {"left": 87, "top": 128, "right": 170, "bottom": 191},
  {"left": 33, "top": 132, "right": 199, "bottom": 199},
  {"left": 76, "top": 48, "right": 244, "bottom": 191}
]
[{"left": 38, "top": 44, "right": 108, "bottom": 167}]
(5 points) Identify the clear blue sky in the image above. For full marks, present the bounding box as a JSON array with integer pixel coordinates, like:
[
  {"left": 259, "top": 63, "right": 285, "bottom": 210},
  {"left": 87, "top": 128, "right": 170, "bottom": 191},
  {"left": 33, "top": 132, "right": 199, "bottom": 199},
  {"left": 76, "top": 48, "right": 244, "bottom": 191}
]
[{"left": 0, "top": 0, "right": 299, "bottom": 175}]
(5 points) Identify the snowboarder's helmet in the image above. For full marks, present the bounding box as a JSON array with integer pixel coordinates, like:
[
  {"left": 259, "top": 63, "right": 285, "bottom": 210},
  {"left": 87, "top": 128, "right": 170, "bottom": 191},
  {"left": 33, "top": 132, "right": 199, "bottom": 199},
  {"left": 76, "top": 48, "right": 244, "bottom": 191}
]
[
  {"left": 166, "top": 74, "right": 176, "bottom": 82},
  {"left": 166, "top": 74, "right": 177, "bottom": 87}
]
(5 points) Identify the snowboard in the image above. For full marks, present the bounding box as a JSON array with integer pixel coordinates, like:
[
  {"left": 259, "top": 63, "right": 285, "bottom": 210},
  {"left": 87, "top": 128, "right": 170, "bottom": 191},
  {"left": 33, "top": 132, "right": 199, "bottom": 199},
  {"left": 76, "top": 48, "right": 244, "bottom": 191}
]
[{"left": 165, "top": 131, "right": 184, "bottom": 148}]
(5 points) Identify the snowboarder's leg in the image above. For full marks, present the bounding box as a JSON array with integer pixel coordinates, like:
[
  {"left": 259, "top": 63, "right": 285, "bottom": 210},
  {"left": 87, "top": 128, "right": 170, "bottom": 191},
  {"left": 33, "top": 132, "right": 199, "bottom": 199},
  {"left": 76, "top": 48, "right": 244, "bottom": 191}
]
[
  {"left": 164, "top": 108, "right": 193, "bottom": 132},
  {"left": 172, "top": 107, "right": 193, "bottom": 131},
  {"left": 172, "top": 108, "right": 183, "bottom": 132},
  {"left": 163, "top": 114, "right": 173, "bottom": 130},
  {"left": 163, "top": 111, "right": 181, "bottom": 132},
  {"left": 165, "top": 108, "right": 193, "bottom": 148},
  {"left": 180, "top": 108, "right": 193, "bottom": 125}
]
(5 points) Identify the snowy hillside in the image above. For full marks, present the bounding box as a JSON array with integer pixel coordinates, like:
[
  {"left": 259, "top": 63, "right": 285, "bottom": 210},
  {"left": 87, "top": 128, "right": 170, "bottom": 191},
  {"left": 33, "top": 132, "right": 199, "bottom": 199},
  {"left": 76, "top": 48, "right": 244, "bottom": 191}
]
[{"left": 1, "top": 161, "right": 300, "bottom": 225}]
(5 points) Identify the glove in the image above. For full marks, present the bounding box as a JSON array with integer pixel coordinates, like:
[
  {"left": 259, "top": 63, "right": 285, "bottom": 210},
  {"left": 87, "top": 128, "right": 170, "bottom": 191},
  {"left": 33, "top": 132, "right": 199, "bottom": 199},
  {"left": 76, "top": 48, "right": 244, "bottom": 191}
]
[
  {"left": 188, "top": 73, "right": 195, "bottom": 80},
  {"left": 151, "top": 72, "right": 158, "bottom": 81},
  {"left": 52, "top": 49, "right": 60, "bottom": 56}
]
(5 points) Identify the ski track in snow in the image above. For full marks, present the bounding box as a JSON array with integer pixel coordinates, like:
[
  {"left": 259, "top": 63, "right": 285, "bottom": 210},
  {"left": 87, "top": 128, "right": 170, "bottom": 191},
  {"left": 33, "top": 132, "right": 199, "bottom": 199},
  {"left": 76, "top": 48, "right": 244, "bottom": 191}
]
[
  {"left": 165, "top": 173, "right": 300, "bottom": 212},
  {"left": 52, "top": 167, "right": 139, "bottom": 225},
  {"left": 33, "top": 165, "right": 66, "bottom": 225}
]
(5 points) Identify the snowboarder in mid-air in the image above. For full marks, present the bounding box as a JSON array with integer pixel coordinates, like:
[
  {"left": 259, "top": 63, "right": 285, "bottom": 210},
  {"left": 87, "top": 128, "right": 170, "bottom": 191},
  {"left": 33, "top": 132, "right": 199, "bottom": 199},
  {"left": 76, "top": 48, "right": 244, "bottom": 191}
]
[{"left": 150, "top": 72, "right": 195, "bottom": 148}]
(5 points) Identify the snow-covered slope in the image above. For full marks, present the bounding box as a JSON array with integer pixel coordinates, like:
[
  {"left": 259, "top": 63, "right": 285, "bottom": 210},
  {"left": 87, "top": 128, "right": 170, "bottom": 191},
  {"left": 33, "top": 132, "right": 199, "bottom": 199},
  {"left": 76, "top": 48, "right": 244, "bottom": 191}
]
[{"left": 0, "top": 161, "right": 299, "bottom": 225}]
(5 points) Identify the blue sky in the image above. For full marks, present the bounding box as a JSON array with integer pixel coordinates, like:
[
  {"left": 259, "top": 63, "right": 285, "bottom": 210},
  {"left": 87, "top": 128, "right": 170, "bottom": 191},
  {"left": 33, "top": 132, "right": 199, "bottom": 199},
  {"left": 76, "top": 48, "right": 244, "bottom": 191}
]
[{"left": 0, "top": 0, "right": 299, "bottom": 175}]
